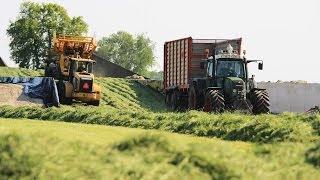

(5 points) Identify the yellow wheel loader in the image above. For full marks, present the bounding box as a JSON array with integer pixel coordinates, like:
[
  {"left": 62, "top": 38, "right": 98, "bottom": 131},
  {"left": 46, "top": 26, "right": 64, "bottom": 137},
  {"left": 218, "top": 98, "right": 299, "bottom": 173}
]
[{"left": 45, "top": 35, "right": 101, "bottom": 106}]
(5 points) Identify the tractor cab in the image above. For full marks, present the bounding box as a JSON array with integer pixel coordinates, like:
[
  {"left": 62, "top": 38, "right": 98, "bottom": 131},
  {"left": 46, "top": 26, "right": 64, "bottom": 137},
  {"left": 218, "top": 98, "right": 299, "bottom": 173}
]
[
  {"left": 68, "top": 58, "right": 95, "bottom": 93},
  {"left": 205, "top": 44, "right": 264, "bottom": 90},
  {"left": 199, "top": 44, "right": 268, "bottom": 113}
]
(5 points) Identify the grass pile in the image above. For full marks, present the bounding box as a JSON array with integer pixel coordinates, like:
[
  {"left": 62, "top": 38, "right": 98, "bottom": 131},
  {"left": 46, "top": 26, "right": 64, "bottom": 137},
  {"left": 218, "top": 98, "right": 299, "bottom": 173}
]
[
  {"left": 1, "top": 119, "right": 320, "bottom": 180},
  {"left": 0, "top": 106, "right": 319, "bottom": 143},
  {"left": 95, "top": 77, "right": 166, "bottom": 112}
]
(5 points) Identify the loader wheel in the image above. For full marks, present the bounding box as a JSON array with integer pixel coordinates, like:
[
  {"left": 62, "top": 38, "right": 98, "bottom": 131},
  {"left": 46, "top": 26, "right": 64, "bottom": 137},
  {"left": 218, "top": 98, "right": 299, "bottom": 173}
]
[
  {"left": 204, "top": 90, "right": 225, "bottom": 113},
  {"left": 250, "top": 90, "right": 270, "bottom": 114},
  {"left": 58, "top": 82, "right": 72, "bottom": 105},
  {"left": 188, "top": 86, "right": 197, "bottom": 109},
  {"left": 88, "top": 100, "right": 100, "bottom": 106}
]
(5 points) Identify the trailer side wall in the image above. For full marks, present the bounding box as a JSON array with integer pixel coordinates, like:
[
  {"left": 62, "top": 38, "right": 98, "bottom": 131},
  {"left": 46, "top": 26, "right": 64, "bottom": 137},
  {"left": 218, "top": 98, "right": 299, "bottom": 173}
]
[{"left": 164, "top": 37, "right": 242, "bottom": 91}]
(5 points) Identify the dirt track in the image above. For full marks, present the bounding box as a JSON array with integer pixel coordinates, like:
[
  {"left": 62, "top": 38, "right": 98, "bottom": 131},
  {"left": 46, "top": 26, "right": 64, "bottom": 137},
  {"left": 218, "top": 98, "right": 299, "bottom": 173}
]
[{"left": 0, "top": 84, "right": 43, "bottom": 106}]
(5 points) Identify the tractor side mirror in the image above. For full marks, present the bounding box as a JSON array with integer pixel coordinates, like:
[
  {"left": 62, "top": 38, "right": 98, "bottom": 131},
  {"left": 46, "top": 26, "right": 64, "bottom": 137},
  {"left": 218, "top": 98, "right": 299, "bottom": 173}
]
[
  {"left": 200, "top": 62, "right": 205, "bottom": 69},
  {"left": 258, "top": 62, "right": 263, "bottom": 70}
]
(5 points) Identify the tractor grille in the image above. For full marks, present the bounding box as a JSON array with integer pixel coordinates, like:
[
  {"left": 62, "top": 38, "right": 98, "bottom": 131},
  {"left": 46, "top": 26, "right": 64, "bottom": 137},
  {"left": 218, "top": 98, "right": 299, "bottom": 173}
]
[{"left": 80, "top": 79, "right": 93, "bottom": 92}]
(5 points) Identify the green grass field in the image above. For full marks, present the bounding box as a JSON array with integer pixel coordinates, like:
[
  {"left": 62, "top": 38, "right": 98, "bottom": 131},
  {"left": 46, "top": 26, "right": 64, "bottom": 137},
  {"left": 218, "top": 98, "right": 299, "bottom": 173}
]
[
  {"left": 0, "top": 67, "right": 320, "bottom": 179},
  {"left": 1, "top": 119, "right": 320, "bottom": 180}
]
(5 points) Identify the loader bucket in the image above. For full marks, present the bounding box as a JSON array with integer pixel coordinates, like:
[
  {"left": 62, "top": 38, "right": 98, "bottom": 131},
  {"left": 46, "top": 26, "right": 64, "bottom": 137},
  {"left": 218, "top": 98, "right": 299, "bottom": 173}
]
[{"left": 0, "top": 77, "right": 60, "bottom": 107}]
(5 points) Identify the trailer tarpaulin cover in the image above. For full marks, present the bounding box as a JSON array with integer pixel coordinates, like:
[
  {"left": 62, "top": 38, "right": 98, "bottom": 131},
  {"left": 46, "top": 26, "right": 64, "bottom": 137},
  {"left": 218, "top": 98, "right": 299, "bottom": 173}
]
[{"left": 0, "top": 77, "right": 60, "bottom": 107}]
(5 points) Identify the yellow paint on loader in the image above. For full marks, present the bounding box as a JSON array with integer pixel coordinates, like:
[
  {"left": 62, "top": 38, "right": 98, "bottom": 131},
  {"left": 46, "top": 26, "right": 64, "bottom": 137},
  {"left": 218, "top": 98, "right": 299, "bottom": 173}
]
[{"left": 47, "top": 34, "right": 102, "bottom": 106}]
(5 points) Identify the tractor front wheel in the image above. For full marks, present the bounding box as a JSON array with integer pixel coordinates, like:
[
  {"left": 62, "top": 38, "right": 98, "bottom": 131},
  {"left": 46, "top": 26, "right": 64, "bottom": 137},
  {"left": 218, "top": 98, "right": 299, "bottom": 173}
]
[
  {"left": 250, "top": 89, "right": 270, "bottom": 114},
  {"left": 204, "top": 90, "right": 225, "bottom": 113}
]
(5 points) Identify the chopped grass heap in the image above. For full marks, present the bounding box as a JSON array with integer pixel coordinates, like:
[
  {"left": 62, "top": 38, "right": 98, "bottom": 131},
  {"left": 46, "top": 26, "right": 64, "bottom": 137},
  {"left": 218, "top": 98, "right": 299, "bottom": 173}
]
[{"left": 1, "top": 119, "right": 320, "bottom": 180}]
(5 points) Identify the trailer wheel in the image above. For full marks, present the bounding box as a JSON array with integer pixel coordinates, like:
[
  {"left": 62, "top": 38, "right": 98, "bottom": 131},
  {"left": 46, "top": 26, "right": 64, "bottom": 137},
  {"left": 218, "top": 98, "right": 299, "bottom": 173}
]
[
  {"left": 188, "top": 86, "right": 198, "bottom": 109},
  {"left": 170, "top": 90, "right": 178, "bottom": 111},
  {"left": 204, "top": 90, "right": 225, "bottom": 113},
  {"left": 165, "top": 92, "right": 171, "bottom": 107},
  {"left": 250, "top": 90, "right": 270, "bottom": 114}
]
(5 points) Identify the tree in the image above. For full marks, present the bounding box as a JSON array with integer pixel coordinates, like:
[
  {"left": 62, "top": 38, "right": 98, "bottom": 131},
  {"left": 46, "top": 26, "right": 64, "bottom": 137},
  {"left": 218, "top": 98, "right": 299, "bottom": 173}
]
[
  {"left": 97, "top": 31, "right": 155, "bottom": 75},
  {"left": 145, "top": 71, "right": 163, "bottom": 80},
  {"left": 7, "top": 2, "right": 88, "bottom": 69}
]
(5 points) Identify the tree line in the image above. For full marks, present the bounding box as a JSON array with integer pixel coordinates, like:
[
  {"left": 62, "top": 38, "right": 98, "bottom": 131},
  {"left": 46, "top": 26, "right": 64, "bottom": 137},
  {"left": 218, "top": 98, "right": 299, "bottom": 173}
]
[{"left": 7, "top": 1, "right": 161, "bottom": 79}]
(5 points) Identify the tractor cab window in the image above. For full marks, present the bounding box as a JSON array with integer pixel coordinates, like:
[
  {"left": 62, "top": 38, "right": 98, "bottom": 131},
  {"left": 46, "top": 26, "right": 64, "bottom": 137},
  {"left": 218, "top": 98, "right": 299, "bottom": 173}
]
[
  {"left": 73, "top": 61, "right": 93, "bottom": 73},
  {"left": 216, "top": 59, "right": 245, "bottom": 78}
]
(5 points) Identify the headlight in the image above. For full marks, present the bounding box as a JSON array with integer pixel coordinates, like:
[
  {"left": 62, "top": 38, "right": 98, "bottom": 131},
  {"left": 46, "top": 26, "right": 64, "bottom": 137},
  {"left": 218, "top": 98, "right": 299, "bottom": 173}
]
[{"left": 233, "top": 89, "right": 237, "bottom": 93}]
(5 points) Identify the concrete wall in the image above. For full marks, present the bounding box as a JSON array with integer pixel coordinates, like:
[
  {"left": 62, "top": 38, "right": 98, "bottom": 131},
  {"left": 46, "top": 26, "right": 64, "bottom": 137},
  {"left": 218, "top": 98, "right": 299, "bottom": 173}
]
[
  {"left": 92, "top": 54, "right": 137, "bottom": 78},
  {"left": 258, "top": 82, "right": 320, "bottom": 113}
]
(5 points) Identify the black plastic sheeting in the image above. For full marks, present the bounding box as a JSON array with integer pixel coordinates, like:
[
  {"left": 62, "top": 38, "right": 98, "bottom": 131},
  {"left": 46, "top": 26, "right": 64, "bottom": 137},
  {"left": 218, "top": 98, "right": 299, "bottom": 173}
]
[{"left": 0, "top": 77, "right": 60, "bottom": 107}]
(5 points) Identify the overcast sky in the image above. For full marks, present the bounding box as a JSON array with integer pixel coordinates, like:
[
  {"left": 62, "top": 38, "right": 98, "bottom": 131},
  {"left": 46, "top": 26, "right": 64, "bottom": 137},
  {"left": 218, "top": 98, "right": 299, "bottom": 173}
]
[{"left": 1, "top": 0, "right": 319, "bottom": 82}]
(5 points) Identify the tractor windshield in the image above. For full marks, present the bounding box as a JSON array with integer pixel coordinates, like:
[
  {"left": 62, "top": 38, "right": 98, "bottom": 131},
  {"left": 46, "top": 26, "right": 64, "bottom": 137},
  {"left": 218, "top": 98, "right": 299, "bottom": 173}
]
[
  {"left": 216, "top": 59, "right": 245, "bottom": 78},
  {"left": 72, "top": 61, "right": 93, "bottom": 73}
]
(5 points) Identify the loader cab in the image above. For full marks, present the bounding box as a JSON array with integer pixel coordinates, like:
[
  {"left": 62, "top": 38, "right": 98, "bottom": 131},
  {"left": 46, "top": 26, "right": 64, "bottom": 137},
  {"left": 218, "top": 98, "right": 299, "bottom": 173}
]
[{"left": 69, "top": 58, "right": 94, "bottom": 77}]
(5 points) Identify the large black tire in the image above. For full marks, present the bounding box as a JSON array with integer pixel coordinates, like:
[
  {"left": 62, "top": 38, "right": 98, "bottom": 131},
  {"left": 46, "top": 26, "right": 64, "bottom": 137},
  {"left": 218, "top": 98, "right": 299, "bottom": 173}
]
[
  {"left": 165, "top": 93, "right": 171, "bottom": 107},
  {"left": 188, "top": 86, "right": 198, "bottom": 110},
  {"left": 204, "top": 90, "right": 225, "bottom": 113},
  {"left": 57, "top": 81, "right": 72, "bottom": 105},
  {"left": 250, "top": 89, "right": 270, "bottom": 114},
  {"left": 88, "top": 100, "right": 100, "bottom": 106},
  {"left": 170, "top": 90, "right": 178, "bottom": 111}
]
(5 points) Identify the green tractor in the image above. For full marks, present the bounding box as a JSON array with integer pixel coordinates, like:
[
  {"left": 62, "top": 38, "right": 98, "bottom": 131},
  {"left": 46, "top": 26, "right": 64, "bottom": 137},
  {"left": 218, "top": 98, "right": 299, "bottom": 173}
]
[{"left": 188, "top": 45, "right": 270, "bottom": 114}]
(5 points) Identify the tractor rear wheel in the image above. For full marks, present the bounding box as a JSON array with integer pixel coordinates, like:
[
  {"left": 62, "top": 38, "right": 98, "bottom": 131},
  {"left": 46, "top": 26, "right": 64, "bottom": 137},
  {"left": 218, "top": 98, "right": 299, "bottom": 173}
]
[
  {"left": 250, "top": 89, "right": 270, "bottom": 114},
  {"left": 204, "top": 90, "right": 225, "bottom": 113},
  {"left": 188, "top": 86, "right": 198, "bottom": 109}
]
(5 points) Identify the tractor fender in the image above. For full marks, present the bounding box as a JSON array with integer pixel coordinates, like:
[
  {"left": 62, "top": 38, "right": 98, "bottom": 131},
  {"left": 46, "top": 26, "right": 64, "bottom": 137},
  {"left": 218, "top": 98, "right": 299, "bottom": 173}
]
[
  {"left": 93, "top": 83, "right": 101, "bottom": 93},
  {"left": 92, "top": 83, "right": 102, "bottom": 100},
  {"left": 205, "top": 87, "right": 222, "bottom": 94},
  {"left": 250, "top": 88, "right": 266, "bottom": 92}
]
